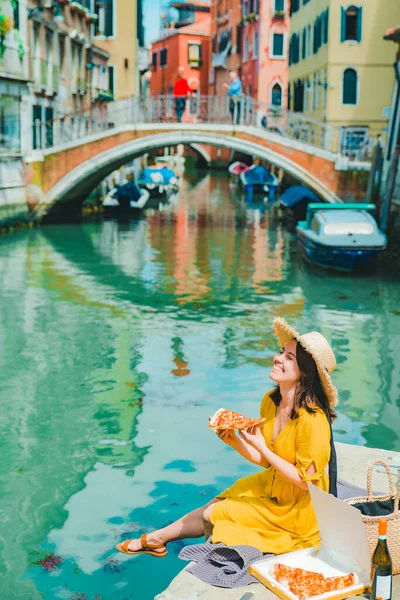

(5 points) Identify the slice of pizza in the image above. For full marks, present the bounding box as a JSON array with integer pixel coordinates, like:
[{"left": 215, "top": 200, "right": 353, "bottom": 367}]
[
  {"left": 208, "top": 408, "right": 266, "bottom": 431},
  {"left": 273, "top": 563, "right": 357, "bottom": 600}
]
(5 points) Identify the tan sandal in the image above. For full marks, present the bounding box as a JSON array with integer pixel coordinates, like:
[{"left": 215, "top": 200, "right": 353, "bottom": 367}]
[{"left": 116, "top": 533, "right": 168, "bottom": 557}]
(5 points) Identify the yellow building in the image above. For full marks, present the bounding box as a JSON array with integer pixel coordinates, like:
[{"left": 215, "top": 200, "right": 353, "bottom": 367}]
[
  {"left": 94, "top": 0, "right": 143, "bottom": 99},
  {"left": 288, "top": 0, "right": 400, "bottom": 150}
]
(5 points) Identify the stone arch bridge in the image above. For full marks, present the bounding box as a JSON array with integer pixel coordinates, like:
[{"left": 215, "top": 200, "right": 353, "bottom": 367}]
[{"left": 26, "top": 96, "right": 372, "bottom": 219}]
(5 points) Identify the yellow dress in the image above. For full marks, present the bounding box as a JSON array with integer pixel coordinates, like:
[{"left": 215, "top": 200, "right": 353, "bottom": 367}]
[{"left": 210, "top": 390, "right": 331, "bottom": 554}]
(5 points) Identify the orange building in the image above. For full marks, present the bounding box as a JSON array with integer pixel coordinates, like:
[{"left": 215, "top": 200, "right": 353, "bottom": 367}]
[
  {"left": 209, "top": 0, "right": 242, "bottom": 96},
  {"left": 150, "top": 1, "right": 211, "bottom": 97},
  {"left": 241, "top": 0, "right": 290, "bottom": 108}
]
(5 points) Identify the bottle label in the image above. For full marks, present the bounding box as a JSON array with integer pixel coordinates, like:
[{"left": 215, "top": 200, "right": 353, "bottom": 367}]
[{"left": 376, "top": 575, "right": 392, "bottom": 600}]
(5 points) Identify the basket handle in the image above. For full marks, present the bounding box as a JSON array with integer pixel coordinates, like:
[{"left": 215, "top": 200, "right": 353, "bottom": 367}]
[
  {"left": 366, "top": 459, "right": 395, "bottom": 499},
  {"left": 395, "top": 490, "right": 400, "bottom": 513}
]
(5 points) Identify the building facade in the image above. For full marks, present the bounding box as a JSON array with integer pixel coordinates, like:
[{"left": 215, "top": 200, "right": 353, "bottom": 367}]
[
  {"left": 150, "top": 0, "right": 210, "bottom": 100},
  {"left": 240, "top": 0, "right": 290, "bottom": 108},
  {"left": 0, "top": 0, "right": 30, "bottom": 220},
  {"left": 94, "top": 0, "right": 142, "bottom": 99},
  {"left": 209, "top": 0, "right": 242, "bottom": 96},
  {"left": 150, "top": 18, "right": 210, "bottom": 98},
  {"left": 288, "top": 0, "right": 400, "bottom": 149}
]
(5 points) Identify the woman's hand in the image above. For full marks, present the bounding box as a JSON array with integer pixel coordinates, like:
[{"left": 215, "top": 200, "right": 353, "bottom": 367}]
[
  {"left": 239, "top": 425, "right": 267, "bottom": 453},
  {"left": 216, "top": 428, "right": 237, "bottom": 447}
]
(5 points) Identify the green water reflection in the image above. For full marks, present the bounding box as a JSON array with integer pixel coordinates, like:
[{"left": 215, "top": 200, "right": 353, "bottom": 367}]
[{"left": 0, "top": 172, "right": 399, "bottom": 599}]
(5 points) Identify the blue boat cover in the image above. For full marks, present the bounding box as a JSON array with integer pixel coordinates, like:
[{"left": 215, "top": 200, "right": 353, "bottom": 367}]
[
  {"left": 113, "top": 182, "right": 142, "bottom": 202},
  {"left": 143, "top": 167, "right": 176, "bottom": 185},
  {"left": 242, "top": 166, "right": 276, "bottom": 186},
  {"left": 280, "top": 186, "right": 319, "bottom": 208}
]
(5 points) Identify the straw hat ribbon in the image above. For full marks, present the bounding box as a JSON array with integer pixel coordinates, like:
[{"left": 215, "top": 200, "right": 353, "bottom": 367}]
[{"left": 272, "top": 317, "right": 338, "bottom": 407}]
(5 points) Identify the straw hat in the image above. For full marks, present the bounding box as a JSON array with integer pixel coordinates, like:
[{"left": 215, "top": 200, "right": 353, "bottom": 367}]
[{"left": 272, "top": 317, "right": 338, "bottom": 407}]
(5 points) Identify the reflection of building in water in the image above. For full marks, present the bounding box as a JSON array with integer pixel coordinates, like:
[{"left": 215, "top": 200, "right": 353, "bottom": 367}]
[{"left": 251, "top": 216, "right": 285, "bottom": 292}]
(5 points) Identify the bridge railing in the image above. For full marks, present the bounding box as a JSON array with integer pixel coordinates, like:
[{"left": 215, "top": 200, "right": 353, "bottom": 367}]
[{"left": 35, "top": 95, "right": 375, "bottom": 162}]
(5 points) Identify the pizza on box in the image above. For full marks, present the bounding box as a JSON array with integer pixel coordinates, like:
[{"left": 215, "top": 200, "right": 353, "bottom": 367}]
[
  {"left": 273, "top": 563, "right": 357, "bottom": 600},
  {"left": 208, "top": 408, "right": 266, "bottom": 431}
]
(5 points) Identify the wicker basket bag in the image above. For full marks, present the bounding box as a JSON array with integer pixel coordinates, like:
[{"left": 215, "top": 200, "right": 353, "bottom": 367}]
[{"left": 344, "top": 459, "right": 400, "bottom": 575}]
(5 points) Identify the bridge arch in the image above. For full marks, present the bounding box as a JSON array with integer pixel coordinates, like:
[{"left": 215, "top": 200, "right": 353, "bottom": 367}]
[{"left": 40, "top": 130, "right": 340, "bottom": 218}]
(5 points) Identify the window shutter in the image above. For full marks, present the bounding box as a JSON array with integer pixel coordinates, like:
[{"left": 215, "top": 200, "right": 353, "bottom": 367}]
[
  {"left": 105, "top": 0, "right": 114, "bottom": 37},
  {"left": 343, "top": 68, "right": 357, "bottom": 105},
  {"left": 356, "top": 7, "right": 363, "bottom": 42},
  {"left": 340, "top": 6, "right": 346, "bottom": 42},
  {"left": 108, "top": 65, "right": 114, "bottom": 94},
  {"left": 324, "top": 9, "right": 329, "bottom": 44}
]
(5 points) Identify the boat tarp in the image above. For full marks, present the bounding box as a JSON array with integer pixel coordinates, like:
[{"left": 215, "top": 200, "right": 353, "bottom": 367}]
[
  {"left": 143, "top": 167, "right": 176, "bottom": 184},
  {"left": 242, "top": 166, "right": 275, "bottom": 185},
  {"left": 113, "top": 183, "right": 142, "bottom": 202},
  {"left": 280, "top": 186, "right": 319, "bottom": 208}
]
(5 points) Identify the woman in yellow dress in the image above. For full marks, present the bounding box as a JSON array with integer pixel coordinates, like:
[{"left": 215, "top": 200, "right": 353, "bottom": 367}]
[{"left": 117, "top": 317, "right": 338, "bottom": 557}]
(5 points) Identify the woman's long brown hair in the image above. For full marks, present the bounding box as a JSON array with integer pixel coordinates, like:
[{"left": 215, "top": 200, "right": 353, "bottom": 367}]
[{"left": 270, "top": 343, "right": 337, "bottom": 422}]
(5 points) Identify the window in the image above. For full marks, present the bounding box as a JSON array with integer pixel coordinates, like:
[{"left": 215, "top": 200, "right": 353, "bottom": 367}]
[
  {"left": 253, "top": 29, "right": 258, "bottom": 59},
  {"left": 290, "top": 0, "right": 299, "bottom": 16},
  {"left": 271, "top": 82, "right": 282, "bottom": 107},
  {"left": 242, "top": 0, "right": 248, "bottom": 18},
  {"left": 236, "top": 24, "right": 242, "bottom": 54},
  {"left": 274, "top": 0, "right": 284, "bottom": 12},
  {"left": 311, "top": 217, "right": 320, "bottom": 235},
  {"left": 302, "top": 28, "right": 306, "bottom": 59},
  {"left": 95, "top": 0, "right": 114, "bottom": 37},
  {"left": 108, "top": 65, "right": 114, "bottom": 94},
  {"left": 341, "top": 6, "right": 362, "bottom": 43},
  {"left": 32, "top": 104, "right": 42, "bottom": 150},
  {"left": 307, "top": 24, "right": 311, "bottom": 56},
  {"left": 243, "top": 33, "right": 248, "bottom": 62},
  {"left": 160, "top": 48, "right": 168, "bottom": 67},
  {"left": 342, "top": 67, "right": 358, "bottom": 105},
  {"left": 271, "top": 32, "right": 284, "bottom": 57},
  {"left": 45, "top": 107, "right": 54, "bottom": 148},
  {"left": 13, "top": 0, "right": 20, "bottom": 30},
  {"left": 289, "top": 33, "right": 299, "bottom": 64},
  {"left": 188, "top": 43, "right": 202, "bottom": 67},
  {"left": 151, "top": 51, "right": 157, "bottom": 69},
  {"left": 0, "top": 94, "right": 21, "bottom": 152},
  {"left": 315, "top": 72, "right": 320, "bottom": 109}
]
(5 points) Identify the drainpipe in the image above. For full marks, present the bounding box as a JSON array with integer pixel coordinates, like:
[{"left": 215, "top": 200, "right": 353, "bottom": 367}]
[{"left": 380, "top": 59, "right": 400, "bottom": 232}]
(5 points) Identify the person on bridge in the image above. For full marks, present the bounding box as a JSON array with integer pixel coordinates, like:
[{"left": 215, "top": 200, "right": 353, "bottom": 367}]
[
  {"left": 173, "top": 73, "right": 192, "bottom": 123},
  {"left": 224, "top": 70, "right": 243, "bottom": 125},
  {"left": 116, "top": 317, "right": 338, "bottom": 559}
]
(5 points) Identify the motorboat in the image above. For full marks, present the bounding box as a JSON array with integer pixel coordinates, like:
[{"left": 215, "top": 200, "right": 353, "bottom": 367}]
[
  {"left": 296, "top": 203, "right": 387, "bottom": 272},
  {"left": 280, "top": 185, "right": 320, "bottom": 222},
  {"left": 240, "top": 165, "right": 279, "bottom": 201},
  {"left": 138, "top": 166, "right": 179, "bottom": 198},
  {"left": 228, "top": 161, "right": 250, "bottom": 181},
  {"left": 102, "top": 184, "right": 150, "bottom": 217}
]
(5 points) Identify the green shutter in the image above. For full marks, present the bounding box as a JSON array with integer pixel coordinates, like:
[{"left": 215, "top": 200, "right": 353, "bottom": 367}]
[
  {"left": 340, "top": 7, "right": 346, "bottom": 42},
  {"left": 356, "top": 6, "right": 363, "bottom": 42},
  {"left": 105, "top": 0, "right": 114, "bottom": 37}
]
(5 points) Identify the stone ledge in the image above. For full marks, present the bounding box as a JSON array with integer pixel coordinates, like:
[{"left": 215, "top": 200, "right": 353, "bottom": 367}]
[{"left": 156, "top": 443, "right": 400, "bottom": 600}]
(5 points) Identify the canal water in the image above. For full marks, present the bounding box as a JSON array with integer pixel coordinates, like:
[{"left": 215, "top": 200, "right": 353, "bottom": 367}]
[{"left": 1, "top": 172, "right": 399, "bottom": 600}]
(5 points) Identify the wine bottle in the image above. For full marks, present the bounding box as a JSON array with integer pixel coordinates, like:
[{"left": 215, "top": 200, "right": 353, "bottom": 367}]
[{"left": 370, "top": 518, "right": 392, "bottom": 600}]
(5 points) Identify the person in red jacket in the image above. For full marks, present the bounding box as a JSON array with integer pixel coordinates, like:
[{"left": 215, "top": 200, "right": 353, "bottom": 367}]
[{"left": 173, "top": 73, "right": 192, "bottom": 122}]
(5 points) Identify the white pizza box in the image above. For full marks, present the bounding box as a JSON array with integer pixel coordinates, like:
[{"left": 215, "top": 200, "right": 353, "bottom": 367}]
[{"left": 249, "top": 484, "right": 371, "bottom": 600}]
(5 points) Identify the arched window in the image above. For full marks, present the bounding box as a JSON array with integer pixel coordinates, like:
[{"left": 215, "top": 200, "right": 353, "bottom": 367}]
[
  {"left": 271, "top": 82, "right": 282, "bottom": 107},
  {"left": 342, "top": 68, "right": 358, "bottom": 105},
  {"left": 341, "top": 6, "right": 362, "bottom": 42}
]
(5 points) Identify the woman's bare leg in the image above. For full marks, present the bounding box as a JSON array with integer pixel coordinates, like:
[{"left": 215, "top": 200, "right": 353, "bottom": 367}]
[{"left": 126, "top": 498, "right": 222, "bottom": 552}]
